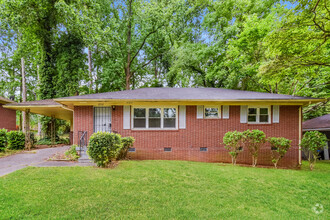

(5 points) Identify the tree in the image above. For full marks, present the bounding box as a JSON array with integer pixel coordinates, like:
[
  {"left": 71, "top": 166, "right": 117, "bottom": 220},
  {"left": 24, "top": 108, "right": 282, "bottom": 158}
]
[
  {"left": 260, "top": 0, "right": 330, "bottom": 74},
  {"left": 223, "top": 131, "right": 245, "bottom": 165},
  {"left": 301, "top": 131, "right": 328, "bottom": 171},
  {"left": 243, "top": 129, "right": 266, "bottom": 167},
  {"left": 268, "top": 137, "right": 292, "bottom": 168}
]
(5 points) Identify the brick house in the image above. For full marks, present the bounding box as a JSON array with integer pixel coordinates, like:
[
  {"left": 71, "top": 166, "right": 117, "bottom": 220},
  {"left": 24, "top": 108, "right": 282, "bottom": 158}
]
[
  {"left": 0, "top": 96, "right": 16, "bottom": 131},
  {"left": 4, "top": 88, "right": 324, "bottom": 167}
]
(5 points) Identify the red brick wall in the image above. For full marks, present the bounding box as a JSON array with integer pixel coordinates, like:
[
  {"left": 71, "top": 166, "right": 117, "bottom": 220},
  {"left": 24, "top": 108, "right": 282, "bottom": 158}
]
[
  {"left": 74, "top": 105, "right": 300, "bottom": 167},
  {"left": 0, "top": 104, "right": 16, "bottom": 131},
  {"left": 73, "top": 106, "right": 94, "bottom": 145}
]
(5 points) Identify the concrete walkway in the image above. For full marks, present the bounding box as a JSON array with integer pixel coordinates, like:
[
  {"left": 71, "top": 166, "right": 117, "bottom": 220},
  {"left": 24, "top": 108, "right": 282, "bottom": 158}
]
[{"left": 0, "top": 146, "right": 92, "bottom": 176}]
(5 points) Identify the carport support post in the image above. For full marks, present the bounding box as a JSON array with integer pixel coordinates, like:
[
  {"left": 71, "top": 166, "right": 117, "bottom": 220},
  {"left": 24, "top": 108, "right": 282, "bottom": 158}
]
[
  {"left": 324, "top": 142, "right": 329, "bottom": 160},
  {"left": 25, "top": 108, "right": 31, "bottom": 151}
]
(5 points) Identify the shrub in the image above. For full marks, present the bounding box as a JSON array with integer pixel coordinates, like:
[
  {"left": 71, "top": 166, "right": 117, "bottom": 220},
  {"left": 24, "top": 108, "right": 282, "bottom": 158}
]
[
  {"left": 0, "top": 129, "right": 7, "bottom": 152},
  {"left": 64, "top": 145, "right": 79, "bottom": 161},
  {"left": 7, "top": 131, "right": 25, "bottom": 150},
  {"left": 268, "top": 137, "right": 292, "bottom": 168},
  {"left": 59, "top": 137, "right": 70, "bottom": 145},
  {"left": 36, "top": 137, "right": 52, "bottom": 145},
  {"left": 243, "top": 129, "right": 266, "bottom": 167},
  {"left": 223, "top": 131, "right": 244, "bottom": 165},
  {"left": 88, "top": 132, "right": 122, "bottom": 167},
  {"left": 301, "top": 131, "right": 328, "bottom": 171},
  {"left": 117, "top": 136, "right": 135, "bottom": 160},
  {"left": 36, "top": 137, "right": 70, "bottom": 145}
]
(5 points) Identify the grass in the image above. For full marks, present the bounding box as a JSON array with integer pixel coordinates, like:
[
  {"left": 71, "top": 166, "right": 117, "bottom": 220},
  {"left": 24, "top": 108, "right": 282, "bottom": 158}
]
[
  {"left": 0, "top": 149, "right": 22, "bottom": 158},
  {"left": 0, "top": 160, "right": 329, "bottom": 219}
]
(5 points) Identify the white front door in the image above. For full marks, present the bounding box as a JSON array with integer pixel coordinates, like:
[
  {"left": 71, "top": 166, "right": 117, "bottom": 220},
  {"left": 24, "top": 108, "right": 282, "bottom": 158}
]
[{"left": 94, "top": 107, "right": 112, "bottom": 132}]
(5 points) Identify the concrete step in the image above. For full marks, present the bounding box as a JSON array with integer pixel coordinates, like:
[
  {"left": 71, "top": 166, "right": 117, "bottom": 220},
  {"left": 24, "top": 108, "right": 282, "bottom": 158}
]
[{"left": 78, "top": 159, "right": 93, "bottom": 163}]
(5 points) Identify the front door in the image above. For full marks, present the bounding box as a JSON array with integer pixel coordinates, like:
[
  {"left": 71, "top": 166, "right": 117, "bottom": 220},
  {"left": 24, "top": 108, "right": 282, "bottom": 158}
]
[{"left": 94, "top": 107, "right": 112, "bottom": 133}]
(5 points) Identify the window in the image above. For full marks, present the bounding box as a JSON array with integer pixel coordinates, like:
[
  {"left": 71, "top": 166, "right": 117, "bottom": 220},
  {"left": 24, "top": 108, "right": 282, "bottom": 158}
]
[
  {"left": 149, "top": 108, "right": 161, "bottom": 128},
  {"left": 164, "top": 147, "right": 172, "bottom": 152},
  {"left": 200, "top": 147, "right": 208, "bottom": 152},
  {"left": 164, "top": 108, "right": 176, "bottom": 128},
  {"left": 133, "top": 108, "right": 146, "bottom": 128},
  {"left": 128, "top": 148, "right": 136, "bottom": 152},
  {"left": 132, "top": 107, "right": 177, "bottom": 129},
  {"left": 204, "top": 106, "right": 220, "bottom": 118},
  {"left": 248, "top": 107, "right": 270, "bottom": 123}
]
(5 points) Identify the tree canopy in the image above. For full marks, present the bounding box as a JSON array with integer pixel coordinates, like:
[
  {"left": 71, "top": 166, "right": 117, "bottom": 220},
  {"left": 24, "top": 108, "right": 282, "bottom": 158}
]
[{"left": 0, "top": 0, "right": 329, "bottom": 121}]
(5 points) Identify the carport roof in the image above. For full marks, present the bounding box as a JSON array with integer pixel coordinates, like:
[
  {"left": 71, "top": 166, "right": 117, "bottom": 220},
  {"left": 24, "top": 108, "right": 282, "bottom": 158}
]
[
  {"left": 4, "top": 99, "right": 73, "bottom": 121},
  {"left": 0, "top": 96, "right": 15, "bottom": 104},
  {"left": 303, "top": 114, "right": 330, "bottom": 131}
]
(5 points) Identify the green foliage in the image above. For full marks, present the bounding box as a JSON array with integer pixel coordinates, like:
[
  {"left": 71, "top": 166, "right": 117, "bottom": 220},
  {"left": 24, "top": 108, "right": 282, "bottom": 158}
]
[
  {"left": 64, "top": 145, "right": 79, "bottom": 161},
  {"left": 223, "top": 131, "right": 245, "bottom": 165},
  {"left": 36, "top": 137, "right": 69, "bottom": 145},
  {"left": 117, "top": 137, "right": 135, "bottom": 160},
  {"left": 0, "top": 129, "right": 7, "bottom": 152},
  {"left": 268, "top": 137, "right": 292, "bottom": 168},
  {"left": 7, "top": 131, "right": 25, "bottom": 150},
  {"left": 54, "top": 32, "right": 87, "bottom": 97},
  {"left": 88, "top": 132, "right": 123, "bottom": 167},
  {"left": 243, "top": 129, "right": 266, "bottom": 167},
  {"left": 301, "top": 131, "right": 328, "bottom": 171}
]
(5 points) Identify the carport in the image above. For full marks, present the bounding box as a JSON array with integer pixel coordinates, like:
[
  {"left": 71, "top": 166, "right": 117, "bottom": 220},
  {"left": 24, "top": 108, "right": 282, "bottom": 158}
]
[{"left": 4, "top": 99, "right": 73, "bottom": 146}]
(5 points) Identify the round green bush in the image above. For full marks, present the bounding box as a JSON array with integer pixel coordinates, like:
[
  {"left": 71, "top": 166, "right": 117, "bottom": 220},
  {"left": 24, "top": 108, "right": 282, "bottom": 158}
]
[
  {"left": 117, "top": 136, "right": 135, "bottom": 160},
  {"left": 88, "top": 132, "right": 123, "bottom": 167},
  {"left": 0, "top": 129, "right": 8, "bottom": 152},
  {"left": 7, "top": 131, "right": 25, "bottom": 150}
]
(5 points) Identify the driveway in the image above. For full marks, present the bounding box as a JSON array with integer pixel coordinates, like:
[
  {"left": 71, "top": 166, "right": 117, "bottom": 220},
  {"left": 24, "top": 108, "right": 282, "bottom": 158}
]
[{"left": 0, "top": 146, "right": 70, "bottom": 176}]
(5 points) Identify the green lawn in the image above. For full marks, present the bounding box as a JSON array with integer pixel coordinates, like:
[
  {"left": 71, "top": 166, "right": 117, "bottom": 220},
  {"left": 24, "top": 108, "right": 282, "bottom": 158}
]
[{"left": 0, "top": 161, "right": 329, "bottom": 219}]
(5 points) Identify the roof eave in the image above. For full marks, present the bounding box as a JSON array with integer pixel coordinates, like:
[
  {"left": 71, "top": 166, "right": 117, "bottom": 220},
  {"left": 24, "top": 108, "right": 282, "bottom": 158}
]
[
  {"left": 55, "top": 98, "right": 325, "bottom": 104},
  {"left": 4, "top": 104, "right": 73, "bottom": 121}
]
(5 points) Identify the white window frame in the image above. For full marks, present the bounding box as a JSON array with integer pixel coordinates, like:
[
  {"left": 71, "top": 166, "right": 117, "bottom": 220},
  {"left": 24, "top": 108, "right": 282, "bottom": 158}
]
[
  {"left": 247, "top": 106, "right": 271, "bottom": 124},
  {"left": 204, "top": 106, "right": 221, "bottom": 119},
  {"left": 131, "top": 106, "right": 178, "bottom": 130}
]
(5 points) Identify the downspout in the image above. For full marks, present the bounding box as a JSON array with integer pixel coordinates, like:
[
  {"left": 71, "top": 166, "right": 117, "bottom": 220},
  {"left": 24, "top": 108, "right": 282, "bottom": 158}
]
[{"left": 299, "top": 106, "right": 302, "bottom": 166}]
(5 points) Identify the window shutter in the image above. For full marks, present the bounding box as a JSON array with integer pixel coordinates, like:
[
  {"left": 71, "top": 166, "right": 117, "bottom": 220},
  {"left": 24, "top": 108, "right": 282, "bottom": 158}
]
[
  {"left": 197, "top": 105, "right": 204, "bottom": 119},
  {"left": 273, "top": 105, "right": 279, "bottom": 123},
  {"left": 223, "top": 105, "right": 229, "bottom": 119},
  {"left": 240, "top": 105, "right": 248, "bottom": 123},
  {"left": 179, "top": 105, "right": 186, "bottom": 129},
  {"left": 123, "top": 105, "right": 131, "bottom": 129}
]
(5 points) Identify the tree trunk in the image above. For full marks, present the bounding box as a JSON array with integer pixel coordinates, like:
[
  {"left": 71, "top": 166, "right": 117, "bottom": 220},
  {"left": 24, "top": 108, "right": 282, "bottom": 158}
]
[
  {"left": 125, "top": 0, "right": 133, "bottom": 90},
  {"left": 125, "top": 67, "right": 131, "bottom": 90},
  {"left": 25, "top": 109, "right": 31, "bottom": 151},
  {"left": 38, "top": 115, "right": 42, "bottom": 137},
  {"left": 21, "top": 57, "right": 26, "bottom": 133},
  {"left": 88, "top": 47, "right": 93, "bottom": 93}
]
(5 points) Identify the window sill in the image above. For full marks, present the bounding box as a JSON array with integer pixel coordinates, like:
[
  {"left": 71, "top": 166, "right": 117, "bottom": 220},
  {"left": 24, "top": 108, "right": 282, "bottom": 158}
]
[
  {"left": 131, "top": 128, "right": 179, "bottom": 131},
  {"left": 247, "top": 122, "right": 271, "bottom": 125}
]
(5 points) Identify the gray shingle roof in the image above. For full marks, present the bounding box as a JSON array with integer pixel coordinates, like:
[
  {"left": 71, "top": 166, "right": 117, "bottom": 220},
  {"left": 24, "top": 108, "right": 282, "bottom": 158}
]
[
  {"left": 56, "top": 87, "right": 319, "bottom": 101},
  {"left": 303, "top": 114, "right": 330, "bottom": 130}
]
